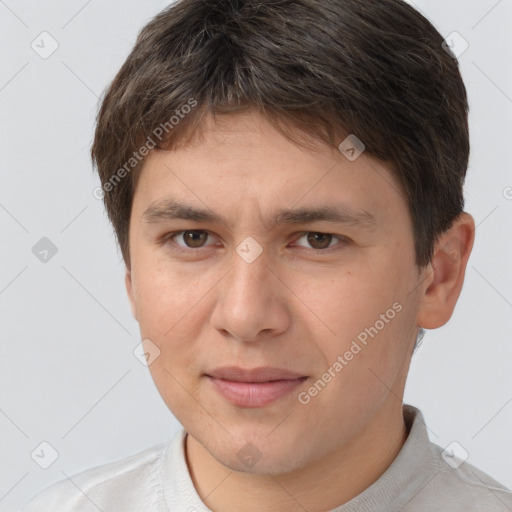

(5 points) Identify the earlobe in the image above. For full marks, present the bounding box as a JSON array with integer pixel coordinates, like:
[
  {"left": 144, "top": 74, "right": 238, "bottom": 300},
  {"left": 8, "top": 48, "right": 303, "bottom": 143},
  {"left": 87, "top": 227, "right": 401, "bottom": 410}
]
[
  {"left": 416, "top": 213, "right": 475, "bottom": 329},
  {"left": 125, "top": 268, "right": 138, "bottom": 320}
]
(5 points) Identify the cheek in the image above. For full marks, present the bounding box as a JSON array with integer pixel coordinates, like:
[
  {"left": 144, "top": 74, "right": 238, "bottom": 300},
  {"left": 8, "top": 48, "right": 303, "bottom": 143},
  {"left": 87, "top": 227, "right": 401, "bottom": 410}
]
[
  {"left": 295, "top": 264, "right": 398, "bottom": 344},
  {"left": 301, "top": 304, "right": 411, "bottom": 434},
  {"left": 138, "top": 268, "right": 208, "bottom": 411},
  {"left": 133, "top": 258, "right": 209, "bottom": 337},
  {"left": 299, "top": 263, "right": 411, "bottom": 387},
  {"left": 131, "top": 267, "right": 215, "bottom": 394}
]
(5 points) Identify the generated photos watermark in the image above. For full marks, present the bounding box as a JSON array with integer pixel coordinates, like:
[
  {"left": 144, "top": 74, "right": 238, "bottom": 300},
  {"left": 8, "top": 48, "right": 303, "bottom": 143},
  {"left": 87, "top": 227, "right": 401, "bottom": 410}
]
[
  {"left": 298, "top": 301, "right": 403, "bottom": 405},
  {"left": 93, "top": 98, "right": 198, "bottom": 200}
]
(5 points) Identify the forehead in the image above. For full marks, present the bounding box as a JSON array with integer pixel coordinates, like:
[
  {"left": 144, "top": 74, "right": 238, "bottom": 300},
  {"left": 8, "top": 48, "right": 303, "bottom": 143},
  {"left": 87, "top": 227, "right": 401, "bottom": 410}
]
[{"left": 132, "top": 112, "right": 408, "bottom": 231}]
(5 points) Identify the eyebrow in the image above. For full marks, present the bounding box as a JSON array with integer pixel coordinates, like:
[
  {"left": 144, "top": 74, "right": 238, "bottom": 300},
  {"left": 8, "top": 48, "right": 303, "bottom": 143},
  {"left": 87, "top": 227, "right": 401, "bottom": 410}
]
[{"left": 141, "top": 199, "right": 378, "bottom": 231}]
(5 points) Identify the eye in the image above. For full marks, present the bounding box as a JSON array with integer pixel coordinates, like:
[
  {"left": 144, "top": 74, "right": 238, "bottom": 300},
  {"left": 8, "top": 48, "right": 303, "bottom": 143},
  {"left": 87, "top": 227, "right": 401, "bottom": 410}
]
[
  {"left": 293, "top": 232, "right": 348, "bottom": 251},
  {"left": 166, "top": 230, "right": 217, "bottom": 249},
  {"left": 161, "top": 230, "right": 349, "bottom": 253}
]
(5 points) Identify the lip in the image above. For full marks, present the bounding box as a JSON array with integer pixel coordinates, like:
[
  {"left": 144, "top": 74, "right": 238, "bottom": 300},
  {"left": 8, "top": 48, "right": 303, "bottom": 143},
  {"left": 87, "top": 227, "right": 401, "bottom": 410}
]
[
  {"left": 206, "top": 366, "right": 306, "bottom": 382},
  {"left": 205, "top": 366, "right": 308, "bottom": 408}
]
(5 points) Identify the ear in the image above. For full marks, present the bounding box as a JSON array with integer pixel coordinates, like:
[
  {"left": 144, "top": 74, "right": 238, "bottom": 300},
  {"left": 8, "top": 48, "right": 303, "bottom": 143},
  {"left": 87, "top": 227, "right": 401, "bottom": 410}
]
[
  {"left": 416, "top": 212, "right": 475, "bottom": 329},
  {"left": 125, "top": 267, "right": 138, "bottom": 321}
]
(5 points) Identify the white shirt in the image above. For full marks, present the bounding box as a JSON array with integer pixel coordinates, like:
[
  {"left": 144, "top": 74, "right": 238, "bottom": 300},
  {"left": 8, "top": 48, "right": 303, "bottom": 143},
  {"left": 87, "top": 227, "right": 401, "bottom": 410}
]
[{"left": 19, "top": 404, "right": 512, "bottom": 511}]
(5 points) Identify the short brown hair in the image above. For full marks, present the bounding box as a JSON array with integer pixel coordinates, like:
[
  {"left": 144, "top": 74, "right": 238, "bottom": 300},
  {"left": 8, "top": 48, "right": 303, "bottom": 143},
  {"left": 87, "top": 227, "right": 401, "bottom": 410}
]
[{"left": 91, "top": 0, "right": 469, "bottom": 269}]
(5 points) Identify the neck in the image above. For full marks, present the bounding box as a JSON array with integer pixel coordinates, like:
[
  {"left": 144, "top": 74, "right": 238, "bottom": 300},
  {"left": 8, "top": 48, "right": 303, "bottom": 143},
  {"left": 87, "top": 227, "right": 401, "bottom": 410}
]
[{"left": 185, "top": 398, "right": 409, "bottom": 512}]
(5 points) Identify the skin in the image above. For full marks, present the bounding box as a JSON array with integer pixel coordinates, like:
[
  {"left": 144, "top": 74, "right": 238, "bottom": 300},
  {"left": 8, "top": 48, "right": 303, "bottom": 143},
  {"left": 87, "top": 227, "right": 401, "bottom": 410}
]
[{"left": 125, "top": 110, "right": 475, "bottom": 512}]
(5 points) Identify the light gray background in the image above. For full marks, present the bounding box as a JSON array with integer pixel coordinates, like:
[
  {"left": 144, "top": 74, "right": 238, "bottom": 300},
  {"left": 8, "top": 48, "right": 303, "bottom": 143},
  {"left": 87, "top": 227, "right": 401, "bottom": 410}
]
[{"left": 1, "top": 1, "right": 511, "bottom": 510}]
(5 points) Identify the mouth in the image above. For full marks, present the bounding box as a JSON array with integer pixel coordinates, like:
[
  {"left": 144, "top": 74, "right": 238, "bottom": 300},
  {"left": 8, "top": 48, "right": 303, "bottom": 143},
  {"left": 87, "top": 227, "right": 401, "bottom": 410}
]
[{"left": 204, "top": 366, "right": 308, "bottom": 408}]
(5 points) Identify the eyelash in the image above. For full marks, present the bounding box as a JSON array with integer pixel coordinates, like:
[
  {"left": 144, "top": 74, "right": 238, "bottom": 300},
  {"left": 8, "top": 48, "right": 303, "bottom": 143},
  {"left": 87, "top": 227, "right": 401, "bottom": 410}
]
[{"left": 160, "top": 230, "right": 350, "bottom": 254}]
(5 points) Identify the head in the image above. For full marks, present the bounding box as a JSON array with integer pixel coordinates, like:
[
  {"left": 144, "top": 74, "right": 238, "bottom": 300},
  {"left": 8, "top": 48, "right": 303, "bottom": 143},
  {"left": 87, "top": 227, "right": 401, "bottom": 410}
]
[{"left": 91, "top": 0, "right": 474, "bottom": 475}]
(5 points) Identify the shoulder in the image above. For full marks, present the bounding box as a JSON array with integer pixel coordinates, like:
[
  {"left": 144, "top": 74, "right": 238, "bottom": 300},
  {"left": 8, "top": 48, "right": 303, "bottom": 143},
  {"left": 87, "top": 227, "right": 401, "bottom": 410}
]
[
  {"left": 396, "top": 405, "right": 512, "bottom": 512},
  {"left": 18, "top": 440, "right": 171, "bottom": 511},
  {"left": 402, "top": 459, "right": 512, "bottom": 512},
  {"left": 426, "top": 442, "right": 512, "bottom": 511}
]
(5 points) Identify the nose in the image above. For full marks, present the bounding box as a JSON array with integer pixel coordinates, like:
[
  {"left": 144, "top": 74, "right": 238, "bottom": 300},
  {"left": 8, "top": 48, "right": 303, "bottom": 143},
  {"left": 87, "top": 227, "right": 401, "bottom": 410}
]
[{"left": 209, "top": 246, "right": 291, "bottom": 342}]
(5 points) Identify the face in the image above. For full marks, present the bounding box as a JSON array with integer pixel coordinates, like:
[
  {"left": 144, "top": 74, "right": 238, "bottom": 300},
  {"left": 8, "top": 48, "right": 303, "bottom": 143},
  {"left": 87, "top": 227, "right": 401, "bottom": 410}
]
[{"left": 126, "top": 111, "right": 427, "bottom": 475}]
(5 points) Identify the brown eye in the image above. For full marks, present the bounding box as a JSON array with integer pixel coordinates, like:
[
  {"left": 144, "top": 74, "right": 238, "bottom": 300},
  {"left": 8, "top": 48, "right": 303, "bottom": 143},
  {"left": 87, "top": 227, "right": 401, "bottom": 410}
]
[
  {"left": 306, "top": 232, "right": 334, "bottom": 250},
  {"left": 180, "top": 230, "right": 209, "bottom": 248},
  {"left": 292, "top": 232, "right": 348, "bottom": 252}
]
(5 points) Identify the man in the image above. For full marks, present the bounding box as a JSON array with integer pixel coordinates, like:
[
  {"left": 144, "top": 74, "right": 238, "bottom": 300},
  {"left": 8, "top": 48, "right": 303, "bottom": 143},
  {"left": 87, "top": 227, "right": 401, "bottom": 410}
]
[{"left": 20, "top": 0, "right": 512, "bottom": 510}]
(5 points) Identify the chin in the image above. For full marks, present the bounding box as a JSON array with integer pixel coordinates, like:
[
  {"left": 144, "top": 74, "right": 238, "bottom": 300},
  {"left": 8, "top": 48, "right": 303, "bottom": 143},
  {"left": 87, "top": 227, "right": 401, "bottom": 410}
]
[
  {"left": 204, "top": 429, "right": 314, "bottom": 476},
  {"left": 219, "top": 448, "right": 306, "bottom": 476}
]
